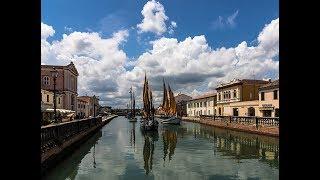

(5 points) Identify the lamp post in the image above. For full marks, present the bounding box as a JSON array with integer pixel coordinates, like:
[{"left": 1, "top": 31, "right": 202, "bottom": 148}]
[{"left": 51, "top": 67, "right": 58, "bottom": 123}]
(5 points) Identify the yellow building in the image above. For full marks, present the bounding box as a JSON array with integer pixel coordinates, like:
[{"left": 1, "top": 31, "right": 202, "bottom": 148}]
[
  {"left": 187, "top": 93, "right": 216, "bottom": 117},
  {"left": 258, "top": 80, "right": 279, "bottom": 117},
  {"left": 215, "top": 79, "right": 269, "bottom": 116},
  {"left": 41, "top": 89, "right": 63, "bottom": 110}
]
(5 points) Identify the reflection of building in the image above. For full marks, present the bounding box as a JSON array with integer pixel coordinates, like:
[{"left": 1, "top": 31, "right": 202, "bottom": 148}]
[
  {"left": 41, "top": 62, "right": 79, "bottom": 111},
  {"left": 77, "top": 96, "right": 99, "bottom": 117},
  {"left": 215, "top": 79, "right": 269, "bottom": 116},
  {"left": 187, "top": 93, "right": 216, "bottom": 117},
  {"left": 41, "top": 89, "right": 64, "bottom": 110},
  {"left": 175, "top": 93, "right": 192, "bottom": 117},
  {"left": 258, "top": 80, "right": 279, "bottom": 117}
]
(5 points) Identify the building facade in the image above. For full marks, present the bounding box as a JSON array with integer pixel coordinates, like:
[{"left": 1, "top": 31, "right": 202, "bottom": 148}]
[
  {"left": 41, "top": 89, "right": 64, "bottom": 110},
  {"left": 76, "top": 98, "right": 89, "bottom": 118},
  {"left": 258, "top": 80, "right": 279, "bottom": 117},
  {"left": 41, "top": 62, "right": 79, "bottom": 111},
  {"left": 215, "top": 79, "right": 269, "bottom": 116},
  {"left": 175, "top": 93, "right": 192, "bottom": 117},
  {"left": 187, "top": 93, "right": 217, "bottom": 117},
  {"left": 77, "top": 95, "right": 100, "bottom": 117}
]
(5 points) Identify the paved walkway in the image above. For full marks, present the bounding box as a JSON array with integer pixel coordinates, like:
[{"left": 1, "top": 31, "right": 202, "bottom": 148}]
[{"left": 182, "top": 116, "right": 279, "bottom": 137}]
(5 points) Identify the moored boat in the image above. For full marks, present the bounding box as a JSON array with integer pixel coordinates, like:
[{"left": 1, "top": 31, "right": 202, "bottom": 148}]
[{"left": 140, "top": 72, "right": 158, "bottom": 131}]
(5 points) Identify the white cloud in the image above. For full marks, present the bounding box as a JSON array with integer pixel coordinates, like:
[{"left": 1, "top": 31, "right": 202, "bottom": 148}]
[
  {"left": 41, "top": 22, "right": 55, "bottom": 39},
  {"left": 137, "top": 0, "right": 169, "bottom": 35},
  {"left": 226, "top": 10, "right": 239, "bottom": 27},
  {"left": 168, "top": 21, "right": 177, "bottom": 34},
  {"left": 41, "top": 18, "right": 278, "bottom": 108},
  {"left": 211, "top": 10, "right": 239, "bottom": 30}
]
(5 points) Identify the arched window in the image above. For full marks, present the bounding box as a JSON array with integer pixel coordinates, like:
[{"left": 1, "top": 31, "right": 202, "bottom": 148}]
[
  {"left": 43, "top": 76, "right": 50, "bottom": 85},
  {"left": 219, "top": 108, "right": 221, "bottom": 115}
]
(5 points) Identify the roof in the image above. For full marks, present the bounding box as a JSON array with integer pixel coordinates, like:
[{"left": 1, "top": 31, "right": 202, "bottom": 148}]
[
  {"left": 41, "top": 62, "right": 79, "bottom": 76},
  {"left": 190, "top": 92, "right": 217, "bottom": 101},
  {"left": 175, "top": 93, "right": 192, "bottom": 102},
  {"left": 216, "top": 79, "right": 269, "bottom": 90},
  {"left": 259, "top": 79, "right": 279, "bottom": 91}
]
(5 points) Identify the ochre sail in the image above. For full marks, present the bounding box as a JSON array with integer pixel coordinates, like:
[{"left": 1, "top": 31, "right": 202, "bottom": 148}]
[{"left": 168, "top": 84, "right": 176, "bottom": 115}]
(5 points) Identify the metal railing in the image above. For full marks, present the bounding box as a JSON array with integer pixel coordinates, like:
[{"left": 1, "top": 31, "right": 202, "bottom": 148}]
[
  {"left": 41, "top": 117, "right": 102, "bottom": 154},
  {"left": 199, "top": 115, "right": 279, "bottom": 127}
]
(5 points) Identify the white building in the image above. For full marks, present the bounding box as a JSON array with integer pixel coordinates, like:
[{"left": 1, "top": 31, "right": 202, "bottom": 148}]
[{"left": 187, "top": 93, "right": 217, "bottom": 117}]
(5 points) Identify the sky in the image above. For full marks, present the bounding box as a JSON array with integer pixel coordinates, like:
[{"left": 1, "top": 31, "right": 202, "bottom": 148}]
[{"left": 41, "top": 0, "right": 279, "bottom": 108}]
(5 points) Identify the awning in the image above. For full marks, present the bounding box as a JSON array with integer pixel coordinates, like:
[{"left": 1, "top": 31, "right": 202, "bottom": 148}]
[{"left": 42, "top": 108, "right": 75, "bottom": 114}]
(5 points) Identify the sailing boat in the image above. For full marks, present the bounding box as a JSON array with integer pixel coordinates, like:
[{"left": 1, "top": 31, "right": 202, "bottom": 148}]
[
  {"left": 128, "top": 87, "right": 137, "bottom": 122},
  {"left": 141, "top": 72, "right": 158, "bottom": 131},
  {"left": 160, "top": 79, "right": 181, "bottom": 125}
]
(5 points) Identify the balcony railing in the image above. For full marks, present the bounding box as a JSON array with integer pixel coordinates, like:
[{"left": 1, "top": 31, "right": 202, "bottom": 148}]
[{"left": 41, "top": 117, "right": 102, "bottom": 154}]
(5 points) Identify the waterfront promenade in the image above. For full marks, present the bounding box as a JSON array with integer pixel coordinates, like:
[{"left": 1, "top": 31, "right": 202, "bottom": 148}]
[{"left": 182, "top": 116, "right": 279, "bottom": 137}]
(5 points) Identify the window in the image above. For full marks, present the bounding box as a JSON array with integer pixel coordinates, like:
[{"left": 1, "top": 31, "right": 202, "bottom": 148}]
[
  {"left": 58, "top": 97, "right": 60, "bottom": 104},
  {"left": 43, "top": 76, "right": 50, "bottom": 85},
  {"left": 78, "top": 104, "right": 80, "bottom": 108},
  {"left": 250, "top": 92, "right": 253, "bottom": 99},
  {"left": 200, "top": 102, "right": 202, "bottom": 107},
  {"left": 275, "top": 108, "right": 279, "bottom": 117},
  {"left": 218, "top": 93, "right": 221, "bottom": 101},
  {"left": 208, "top": 110, "right": 210, "bottom": 115},
  {"left": 233, "top": 90, "right": 237, "bottom": 98},
  {"left": 261, "top": 92, "right": 265, "bottom": 101},
  {"left": 46, "top": 95, "right": 49, "bottom": 102},
  {"left": 218, "top": 108, "right": 221, "bottom": 115},
  {"left": 273, "top": 90, "right": 278, "bottom": 100},
  {"left": 204, "top": 102, "right": 206, "bottom": 107}
]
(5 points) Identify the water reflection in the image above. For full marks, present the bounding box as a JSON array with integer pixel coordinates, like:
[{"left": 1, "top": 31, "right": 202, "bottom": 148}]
[
  {"left": 187, "top": 124, "right": 279, "bottom": 168},
  {"left": 129, "top": 122, "right": 136, "bottom": 151},
  {"left": 44, "top": 117, "right": 279, "bottom": 179},
  {"left": 142, "top": 131, "right": 159, "bottom": 175},
  {"left": 161, "top": 125, "right": 178, "bottom": 164},
  {"left": 43, "top": 130, "right": 102, "bottom": 180}
]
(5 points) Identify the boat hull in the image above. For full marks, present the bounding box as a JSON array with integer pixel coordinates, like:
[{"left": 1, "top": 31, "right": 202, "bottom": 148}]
[
  {"left": 161, "top": 116, "right": 181, "bottom": 125},
  {"left": 140, "top": 118, "right": 159, "bottom": 131}
]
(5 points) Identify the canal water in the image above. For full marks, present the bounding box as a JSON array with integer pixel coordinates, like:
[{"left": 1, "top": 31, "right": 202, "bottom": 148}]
[{"left": 43, "top": 116, "right": 279, "bottom": 180}]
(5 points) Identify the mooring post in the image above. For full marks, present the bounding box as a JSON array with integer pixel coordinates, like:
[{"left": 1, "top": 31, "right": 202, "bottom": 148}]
[{"left": 255, "top": 117, "right": 259, "bottom": 129}]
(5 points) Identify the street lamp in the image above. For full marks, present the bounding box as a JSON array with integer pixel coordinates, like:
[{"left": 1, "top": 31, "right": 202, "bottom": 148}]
[
  {"left": 51, "top": 67, "right": 58, "bottom": 123},
  {"left": 93, "top": 95, "right": 97, "bottom": 117}
]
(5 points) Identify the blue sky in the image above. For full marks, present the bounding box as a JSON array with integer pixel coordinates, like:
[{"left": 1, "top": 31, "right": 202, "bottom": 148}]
[
  {"left": 42, "top": 0, "right": 278, "bottom": 58},
  {"left": 42, "top": 0, "right": 279, "bottom": 107}
]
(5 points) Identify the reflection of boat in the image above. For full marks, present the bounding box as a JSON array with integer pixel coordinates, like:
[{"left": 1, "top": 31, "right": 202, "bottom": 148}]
[
  {"left": 162, "top": 128, "right": 177, "bottom": 163},
  {"left": 128, "top": 87, "right": 137, "bottom": 122},
  {"left": 142, "top": 130, "right": 158, "bottom": 175},
  {"left": 130, "top": 122, "right": 136, "bottom": 150},
  {"left": 159, "top": 78, "right": 181, "bottom": 125},
  {"left": 140, "top": 72, "right": 158, "bottom": 131}
]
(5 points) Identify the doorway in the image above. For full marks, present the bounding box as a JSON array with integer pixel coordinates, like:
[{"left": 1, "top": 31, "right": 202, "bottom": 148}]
[
  {"left": 262, "top": 110, "right": 272, "bottom": 117},
  {"left": 248, "top": 107, "right": 255, "bottom": 116},
  {"left": 233, "top": 108, "right": 239, "bottom": 116}
]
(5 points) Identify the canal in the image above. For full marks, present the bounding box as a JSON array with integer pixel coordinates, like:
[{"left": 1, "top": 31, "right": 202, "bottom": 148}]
[{"left": 43, "top": 116, "right": 279, "bottom": 180}]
